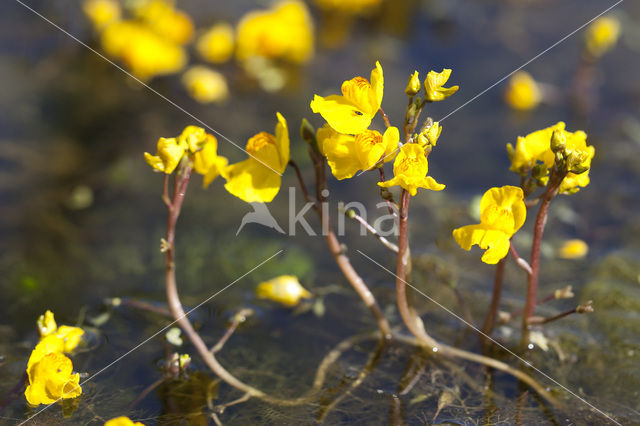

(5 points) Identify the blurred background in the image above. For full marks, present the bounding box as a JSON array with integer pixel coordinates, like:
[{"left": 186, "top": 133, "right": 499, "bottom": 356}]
[{"left": 1, "top": 0, "right": 639, "bottom": 423}]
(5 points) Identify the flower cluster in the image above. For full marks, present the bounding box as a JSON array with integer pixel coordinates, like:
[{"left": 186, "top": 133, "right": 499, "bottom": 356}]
[
  {"left": 25, "top": 311, "right": 85, "bottom": 406},
  {"left": 145, "top": 117, "right": 290, "bottom": 203},
  {"left": 310, "top": 62, "right": 453, "bottom": 196},
  {"left": 84, "top": 0, "right": 192, "bottom": 81},
  {"left": 507, "top": 122, "right": 595, "bottom": 194}
]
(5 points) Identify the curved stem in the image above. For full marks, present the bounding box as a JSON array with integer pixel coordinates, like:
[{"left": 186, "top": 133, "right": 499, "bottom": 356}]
[
  {"left": 393, "top": 189, "right": 559, "bottom": 406},
  {"left": 482, "top": 257, "right": 506, "bottom": 340}
]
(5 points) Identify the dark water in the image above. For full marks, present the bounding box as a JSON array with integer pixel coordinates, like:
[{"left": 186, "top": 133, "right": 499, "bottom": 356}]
[{"left": 1, "top": 0, "right": 640, "bottom": 424}]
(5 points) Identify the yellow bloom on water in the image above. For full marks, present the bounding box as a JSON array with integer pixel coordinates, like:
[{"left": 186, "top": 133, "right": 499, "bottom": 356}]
[
  {"left": 378, "top": 143, "right": 445, "bottom": 196},
  {"left": 310, "top": 61, "right": 384, "bottom": 135},
  {"left": 453, "top": 186, "right": 526, "bottom": 264},
  {"left": 105, "top": 417, "right": 145, "bottom": 426},
  {"left": 83, "top": 0, "right": 121, "bottom": 30},
  {"left": 182, "top": 66, "right": 229, "bottom": 104},
  {"left": 133, "top": 0, "right": 194, "bottom": 45},
  {"left": 36, "top": 310, "right": 84, "bottom": 353},
  {"left": 316, "top": 125, "right": 399, "bottom": 179},
  {"left": 196, "top": 23, "right": 235, "bottom": 64},
  {"left": 256, "top": 275, "right": 312, "bottom": 307},
  {"left": 101, "top": 21, "right": 186, "bottom": 81},
  {"left": 236, "top": 0, "right": 314, "bottom": 64},
  {"left": 424, "top": 69, "right": 459, "bottom": 102},
  {"left": 507, "top": 122, "right": 594, "bottom": 193},
  {"left": 584, "top": 16, "right": 620, "bottom": 59},
  {"left": 557, "top": 239, "right": 589, "bottom": 259},
  {"left": 504, "top": 71, "right": 542, "bottom": 111},
  {"left": 223, "top": 113, "right": 290, "bottom": 203},
  {"left": 25, "top": 351, "right": 81, "bottom": 405}
]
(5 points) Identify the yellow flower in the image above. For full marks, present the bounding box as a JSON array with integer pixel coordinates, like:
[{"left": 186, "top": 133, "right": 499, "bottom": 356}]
[
  {"left": 507, "top": 123, "right": 594, "bottom": 193},
  {"left": 313, "top": 0, "right": 382, "bottom": 15},
  {"left": 405, "top": 71, "right": 421, "bottom": 96},
  {"left": 25, "top": 351, "right": 82, "bottom": 405},
  {"left": 223, "top": 113, "right": 290, "bottom": 203},
  {"left": 197, "top": 23, "right": 235, "bottom": 63},
  {"left": 101, "top": 21, "right": 187, "bottom": 81},
  {"left": 453, "top": 186, "right": 526, "bottom": 264},
  {"left": 27, "top": 335, "right": 65, "bottom": 376},
  {"left": 316, "top": 125, "right": 399, "bottom": 179},
  {"left": 417, "top": 122, "right": 442, "bottom": 147},
  {"left": 144, "top": 137, "right": 186, "bottom": 174},
  {"left": 145, "top": 126, "right": 228, "bottom": 185},
  {"left": 105, "top": 417, "right": 145, "bottom": 426},
  {"left": 236, "top": 0, "right": 314, "bottom": 64},
  {"left": 507, "top": 122, "right": 564, "bottom": 174},
  {"left": 310, "top": 61, "right": 384, "bottom": 135},
  {"left": 181, "top": 66, "right": 229, "bottom": 104},
  {"left": 557, "top": 239, "right": 589, "bottom": 259},
  {"left": 378, "top": 143, "right": 445, "bottom": 196},
  {"left": 36, "top": 311, "right": 85, "bottom": 353},
  {"left": 585, "top": 16, "right": 620, "bottom": 59},
  {"left": 424, "top": 69, "right": 459, "bottom": 102},
  {"left": 133, "top": 0, "right": 194, "bottom": 45},
  {"left": 256, "top": 275, "right": 312, "bottom": 307},
  {"left": 83, "top": 0, "right": 121, "bottom": 30},
  {"left": 504, "top": 71, "right": 542, "bottom": 111}
]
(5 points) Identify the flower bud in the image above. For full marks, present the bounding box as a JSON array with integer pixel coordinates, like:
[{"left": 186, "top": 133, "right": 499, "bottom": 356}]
[
  {"left": 550, "top": 129, "right": 567, "bottom": 153},
  {"left": 417, "top": 121, "right": 442, "bottom": 147},
  {"left": 405, "top": 71, "right": 421, "bottom": 96}
]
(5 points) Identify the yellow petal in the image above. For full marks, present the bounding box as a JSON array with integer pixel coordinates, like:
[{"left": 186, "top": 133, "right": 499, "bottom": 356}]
[
  {"left": 354, "top": 130, "right": 386, "bottom": 170},
  {"left": 55, "top": 326, "right": 85, "bottom": 353},
  {"left": 310, "top": 94, "right": 373, "bottom": 135},
  {"left": 316, "top": 125, "right": 361, "bottom": 179},
  {"left": 196, "top": 23, "right": 235, "bottom": 64},
  {"left": 256, "top": 275, "right": 312, "bottom": 307},
  {"left": 480, "top": 186, "right": 526, "bottom": 234},
  {"left": 224, "top": 159, "right": 282, "bottom": 203},
  {"left": 557, "top": 239, "right": 589, "bottom": 259},
  {"left": 157, "top": 137, "right": 186, "bottom": 174},
  {"left": 275, "top": 112, "right": 290, "bottom": 173},
  {"left": 144, "top": 153, "right": 165, "bottom": 172},
  {"left": 504, "top": 71, "right": 541, "bottom": 111},
  {"left": 203, "top": 156, "right": 229, "bottom": 188},
  {"left": 425, "top": 69, "right": 459, "bottom": 102},
  {"left": 381, "top": 126, "right": 399, "bottom": 163},
  {"left": 452, "top": 225, "right": 511, "bottom": 264},
  {"left": 370, "top": 61, "right": 384, "bottom": 113}
]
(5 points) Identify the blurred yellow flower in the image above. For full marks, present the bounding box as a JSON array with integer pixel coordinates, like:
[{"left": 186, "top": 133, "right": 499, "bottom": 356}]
[
  {"left": 585, "top": 16, "right": 620, "bottom": 59},
  {"left": 557, "top": 239, "right": 589, "bottom": 259},
  {"left": 317, "top": 125, "right": 399, "bottom": 179},
  {"left": 453, "top": 186, "right": 526, "bottom": 264},
  {"left": 105, "top": 417, "right": 145, "bottom": 426},
  {"left": 133, "top": 0, "right": 194, "bottom": 45},
  {"left": 196, "top": 23, "right": 235, "bottom": 63},
  {"left": 310, "top": 61, "right": 383, "bottom": 135},
  {"left": 101, "top": 21, "right": 187, "bottom": 80},
  {"left": 182, "top": 66, "right": 229, "bottom": 104},
  {"left": 507, "top": 122, "right": 594, "bottom": 193},
  {"left": 378, "top": 143, "right": 445, "bottom": 196},
  {"left": 314, "top": 0, "right": 382, "bottom": 15},
  {"left": 256, "top": 275, "right": 312, "bottom": 307},
  {"left": 36, "top": 310, "right": 85, "bottom": 353},
  {"left": 236, "top": 0, "right": 314, "bottom": 64},
  {"left": 25, "top": 351, "right": 81, "bottom": 405},
  {"left": 223, "top": 113, "right": 290, "bottom": 203},
  {"left": 83, "top": 0, "right": 121, "bottom": 30},
  {"left": 504, "top": 71, "right": 542, "bottom": 111},
  {"left": 417, "top": 122, "right": 442, "bottom": 147},
  {"left": 424, "top": 69, "right": 459, "bottom": 102}
]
